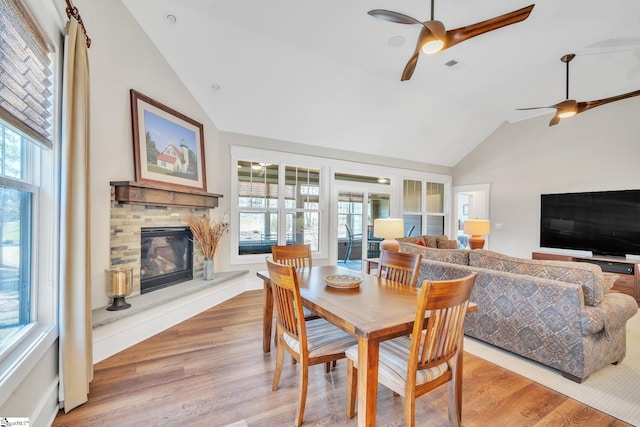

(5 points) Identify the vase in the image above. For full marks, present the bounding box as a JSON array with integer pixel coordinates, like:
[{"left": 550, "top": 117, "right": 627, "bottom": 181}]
[{"left": 203, "top": 258, "right": 214, "bottom": 280}]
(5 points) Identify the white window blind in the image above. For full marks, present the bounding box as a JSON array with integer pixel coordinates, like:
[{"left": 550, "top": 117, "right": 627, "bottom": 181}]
[{"left": 0, "top": 0, "right": 54, "bottom": 148}]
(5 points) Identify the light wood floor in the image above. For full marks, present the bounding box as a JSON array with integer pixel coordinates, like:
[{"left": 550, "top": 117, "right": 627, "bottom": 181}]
[{"left": 53, "top": 290, "right": 630, "bottom": 426}]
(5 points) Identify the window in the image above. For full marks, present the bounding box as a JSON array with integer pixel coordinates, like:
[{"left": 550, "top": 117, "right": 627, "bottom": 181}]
[
  {"left": 337, "top": 192, "right": 363, "bottom": 239},
  {"left": 0, "top": 0, "right": 57, "bottom": 392},
  {"left": 0, "top": 124, "right": 36, "bottom": 349},
  {"left": 403, "top": 179, "right": 448, "bottom": 236},
  {"left": 426, "top": 182, "right": 445, "bottom": 235},
  {"left": 284, "top": 166, "right": 320, "bottom": 250},
  {"left": 237, "top": 160, "right": 321, "bottom": 255},
  {"left": 403, "top": 180, "right": 423, "bottom": 237}
]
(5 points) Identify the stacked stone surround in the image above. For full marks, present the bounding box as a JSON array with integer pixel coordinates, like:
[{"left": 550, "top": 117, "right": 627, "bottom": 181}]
[{"left": 110, "top": 188, "right": 209, "bottom": 296}]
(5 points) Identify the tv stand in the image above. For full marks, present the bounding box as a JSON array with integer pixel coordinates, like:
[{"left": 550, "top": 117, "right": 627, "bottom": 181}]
[{"left": 532, "top": 252, "right": 640, "bottom": 303}]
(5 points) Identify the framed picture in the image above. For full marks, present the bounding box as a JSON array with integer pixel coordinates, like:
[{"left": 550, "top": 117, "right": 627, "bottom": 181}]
[
  {"left": 130, "top": 89, "right": 207, "bottom": 192},
  {"left": 463, "top": 204, "right": 469, "bottom": 215}
]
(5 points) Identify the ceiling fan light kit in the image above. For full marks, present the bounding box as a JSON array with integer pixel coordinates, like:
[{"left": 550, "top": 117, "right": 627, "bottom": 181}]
[
  {"left": 421, "top": 38, "right": 444, "bottom": 55},
  {"left": 518, "top": 53, "right": 640, "bottom": 126},
  {"left": 367, "top": 2, "right": 535, "bottom": 80}
]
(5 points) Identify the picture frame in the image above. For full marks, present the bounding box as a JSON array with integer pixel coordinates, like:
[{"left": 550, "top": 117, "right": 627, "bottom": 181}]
[
  {"left": 130, "top": 89, "right": 207, "bottom": 192},
  {"left": 463, "top": 204, "right": 469, "bottom": 215}
]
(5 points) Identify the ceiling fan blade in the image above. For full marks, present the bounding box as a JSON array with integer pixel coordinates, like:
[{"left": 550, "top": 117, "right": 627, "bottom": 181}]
[
  {"left": 401, "top": 26, "right": 438, "bottom": 81},
  {"left": 401, "top": 52, "right": 420, "bottom": 81},
  {"left": 577, "top": 89, "right": 640, "bottom": 114},
  {"left": 445, "top": 4, "right": 535, "bottom": 49},
  {"left": 367, "top": 9, "right": 423, "bottom": 25},
  {"left": 516, "top": 106, "right": 555, "bottom": 110},
  {"left": 549, "top": 113, "right": 561, "bottom": 126}
]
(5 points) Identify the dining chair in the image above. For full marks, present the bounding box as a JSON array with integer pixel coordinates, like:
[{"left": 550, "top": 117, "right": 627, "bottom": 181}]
[
  {"left": 271, "top": 243, "right": 312, "bottom": 268},
  {"left": 345, "top": 272, "right": 477, "bottom": 427},
  {"left": 343, "top": 224, "right": 361, "bottom": 262},
  {"left": 266, "top": 258, "right": 358, "bottom": 427},
  {"left": 271, "top": 244, "right": 318, "bottom": 323},
  {"left": 376, "top": 250, "right": 422, "bottom": 287}
]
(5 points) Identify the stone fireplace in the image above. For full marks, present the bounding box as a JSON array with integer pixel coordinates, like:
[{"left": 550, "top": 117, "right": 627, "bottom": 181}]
[{"left": 109, "top": 182, "right": 221, "bottom": 297}]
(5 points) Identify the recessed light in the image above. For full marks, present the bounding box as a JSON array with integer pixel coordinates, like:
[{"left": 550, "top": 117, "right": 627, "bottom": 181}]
[{"left": 165, "top": 13, "right": 177, "bottom": 24}]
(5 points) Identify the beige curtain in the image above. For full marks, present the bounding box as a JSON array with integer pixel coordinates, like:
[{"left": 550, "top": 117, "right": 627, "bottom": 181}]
[{"left": 58, "top": 16, "right": 92, "bottom": 412}]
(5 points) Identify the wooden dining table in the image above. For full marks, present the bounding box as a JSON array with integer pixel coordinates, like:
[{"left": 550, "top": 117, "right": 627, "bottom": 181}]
[{"left": 257, "top": 265, "right": 476, "bottom": 427}]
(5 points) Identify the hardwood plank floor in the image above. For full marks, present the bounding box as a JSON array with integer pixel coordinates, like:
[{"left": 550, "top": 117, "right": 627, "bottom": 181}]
[{"left": 53, "top": 290, "right": 630, "bottom": 426}]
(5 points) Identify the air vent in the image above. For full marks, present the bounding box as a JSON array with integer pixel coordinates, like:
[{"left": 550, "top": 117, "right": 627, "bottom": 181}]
[{"left": 445, "top": 59, "right": 459, "bottom": 67}]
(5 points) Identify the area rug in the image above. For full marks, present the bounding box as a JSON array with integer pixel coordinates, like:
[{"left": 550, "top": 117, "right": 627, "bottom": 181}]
[{"left": 464, "top": 312, "right": 640, "bottom": 426}]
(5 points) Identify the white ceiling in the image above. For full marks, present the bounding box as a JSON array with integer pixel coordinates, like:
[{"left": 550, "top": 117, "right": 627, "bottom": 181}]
[{"left": 122, "top": 0, "right": 640, "bottom": 167}]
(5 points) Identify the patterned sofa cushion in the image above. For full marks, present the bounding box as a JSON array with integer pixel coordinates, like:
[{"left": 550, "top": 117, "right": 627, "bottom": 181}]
[
  {"left": 437, "top": 236, "right": 459, "bottom": 249},
  {"left": 399, "top": 242, "right": 470, "bottom": 265},
  {"left": 469, "top": 250, "right": 605, "bottom": 306},
  {"left": 397, "top": 235, "right": 457, "bottom": 249}
]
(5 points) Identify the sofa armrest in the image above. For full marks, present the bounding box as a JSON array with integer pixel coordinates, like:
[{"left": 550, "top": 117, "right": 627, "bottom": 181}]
[{"left": 581, "top": 293, "right": 638, "bottom": 337}]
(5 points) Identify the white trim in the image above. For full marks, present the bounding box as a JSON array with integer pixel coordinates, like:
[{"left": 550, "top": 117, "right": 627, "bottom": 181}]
[{"left": 92, "top": 276, "right": 261, "bottom": 363}]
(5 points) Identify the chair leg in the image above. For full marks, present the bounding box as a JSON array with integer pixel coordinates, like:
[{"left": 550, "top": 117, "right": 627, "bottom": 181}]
[
  {"left": 404, "top": 389, "right": 416, "bottom": 427},
  {"left": 346, "top": 358, "right": 357, "bottom": 419},
  {"left": 446, "top": 380, "right": 461, "bottom": 427},
  {"left": 272, "top": 336, "right": 285, "bottom": 391},
  {"left": 295, "top": 360, "right": 309, "bottom": 427},
  {"left": 345, "top": 241, "right": 352, "bottom": 262},
  {"left": 325, "top": 362, "right": 331, "bottom": 373}
]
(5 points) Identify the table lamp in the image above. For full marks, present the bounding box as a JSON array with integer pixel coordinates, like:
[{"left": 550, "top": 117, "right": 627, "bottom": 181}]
[
  {"left": 464, "top": 219, "right": 491, "bottom": 249},
  {"left": 106, "top": 267, "right": 133, "bottom": 311},
  {"left": 374, "top": 218, "right": 404, "bottom": 252}
]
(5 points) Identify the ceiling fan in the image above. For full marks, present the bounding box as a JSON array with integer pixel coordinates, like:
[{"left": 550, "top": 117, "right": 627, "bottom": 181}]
[
  {"left": 518, "top": 54, "right": 640, "bottom": 126},
  {"left": 367, "top": 1, "right": 535, "bottom": 81}
]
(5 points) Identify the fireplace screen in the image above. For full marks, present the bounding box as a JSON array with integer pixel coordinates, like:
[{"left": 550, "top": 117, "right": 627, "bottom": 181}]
[{"left": 140, "top": 227, "right": 193, "bottom": 294}]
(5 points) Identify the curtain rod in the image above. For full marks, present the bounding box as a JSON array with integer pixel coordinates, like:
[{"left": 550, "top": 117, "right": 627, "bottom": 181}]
[{"left": 65, "top": 0, "right": 91, "bottom": 48}]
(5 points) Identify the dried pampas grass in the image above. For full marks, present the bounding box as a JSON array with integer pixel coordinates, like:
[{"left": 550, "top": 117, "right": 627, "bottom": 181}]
[{"left": 186, "top": 211, "right": 229, "bottom": 259}]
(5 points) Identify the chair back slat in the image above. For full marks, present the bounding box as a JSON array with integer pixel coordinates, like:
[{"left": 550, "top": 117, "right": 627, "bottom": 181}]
[
  {"left": 266, "top": 259, "right": 307, "bottom": 348},
  {"left": 272, "top": 244, "right": 312, "bottom": 269},
  {"left": 377, "top": 250, "right": 422, "bottom": 287},
  {"left": 410, "top": 273, "right": 477, "bottom": 371}
]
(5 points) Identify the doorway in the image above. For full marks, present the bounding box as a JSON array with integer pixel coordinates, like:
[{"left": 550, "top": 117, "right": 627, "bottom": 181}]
[
  {"left": 336, "top": 185, "right": 392, "bottom": 272},
  {"left": 452, "top": 184, "right": 490, "bottom": 249}
]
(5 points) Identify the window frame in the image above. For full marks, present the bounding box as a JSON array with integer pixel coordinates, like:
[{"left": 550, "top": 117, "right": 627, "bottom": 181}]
[
  {"left": 231, "top": 146, "right": 328, "bottom": 265},
  {"left": 230, "top": 146, "right": 452, "bottom": 266},
  {"left": 402, "top": 176, "right": 452, "bottom": 238}
]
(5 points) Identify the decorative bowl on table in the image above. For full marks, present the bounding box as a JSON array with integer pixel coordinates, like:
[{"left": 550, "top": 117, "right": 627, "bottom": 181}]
[{"left": 324, "top": 274, "right": 363, "bottom": 289}]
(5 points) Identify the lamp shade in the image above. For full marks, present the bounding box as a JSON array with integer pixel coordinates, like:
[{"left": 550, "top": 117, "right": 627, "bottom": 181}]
[
  {"left": 374, "top": 218, "right": 404, "bottom": 239},
  {"left": 374, "top": 218, "right": 404, "bottom": 253},
  {"left": 463, "top": 220, "right": 491, "bottom": 236},
  {"left": 464, "top": 219, "right": 490, "bottom": 250}
]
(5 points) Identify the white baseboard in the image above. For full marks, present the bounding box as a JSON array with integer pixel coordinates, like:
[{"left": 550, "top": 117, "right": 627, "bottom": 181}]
[{"left": 93, "top": 275, "right": 261, "bottom": 364}]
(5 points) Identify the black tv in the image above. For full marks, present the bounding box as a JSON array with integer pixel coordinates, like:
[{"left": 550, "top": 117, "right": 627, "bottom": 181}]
[{"left": 540, "top": 189, "right": 640, "bottom": 257}]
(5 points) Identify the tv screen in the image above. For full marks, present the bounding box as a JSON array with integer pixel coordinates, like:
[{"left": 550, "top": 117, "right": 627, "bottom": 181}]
[{"left": 540, "top": 189, "right": 640, "bottom": 257}]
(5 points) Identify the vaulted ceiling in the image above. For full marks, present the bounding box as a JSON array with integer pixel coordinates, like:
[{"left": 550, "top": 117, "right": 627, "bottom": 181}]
[{"left": 122, "top": 0, "right": 640, "bottom": 167}]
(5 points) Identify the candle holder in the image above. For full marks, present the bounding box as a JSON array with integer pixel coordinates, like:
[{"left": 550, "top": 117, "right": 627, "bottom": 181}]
[{"left": 106, "top": 267, "right": 133, "bottom": 311}]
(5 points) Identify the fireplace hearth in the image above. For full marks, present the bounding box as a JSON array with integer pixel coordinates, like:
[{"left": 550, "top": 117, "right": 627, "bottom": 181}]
[{"left": 140, "top": 226, "right": 193, "bottom": 294}]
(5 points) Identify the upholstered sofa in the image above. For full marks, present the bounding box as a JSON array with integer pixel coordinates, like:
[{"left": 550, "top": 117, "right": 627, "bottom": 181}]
[
  {"left": 399, "top": 242, "right": 638, "bottom": 382},
  {"left": 396, "top": 234, "right": 458, "bottom": 249}
]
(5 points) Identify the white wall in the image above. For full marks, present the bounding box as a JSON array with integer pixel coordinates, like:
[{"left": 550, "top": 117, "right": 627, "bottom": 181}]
[
  {"left": 453, "top": 101, "right": 640, "bottom": 258},
  {"left": 81, "top": 0, "right": 232, "bottom": 309}
]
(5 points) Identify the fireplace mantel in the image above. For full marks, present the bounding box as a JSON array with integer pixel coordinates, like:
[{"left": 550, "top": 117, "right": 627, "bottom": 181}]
[{"left": 111, "top": 181, "right": 222, "bottom": 208}]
